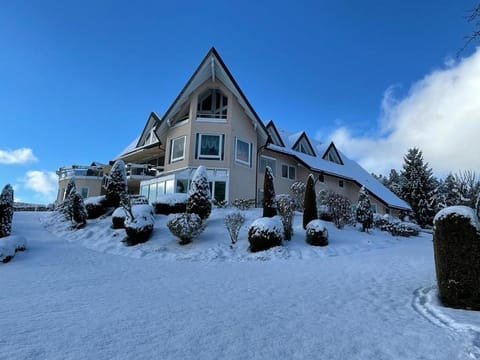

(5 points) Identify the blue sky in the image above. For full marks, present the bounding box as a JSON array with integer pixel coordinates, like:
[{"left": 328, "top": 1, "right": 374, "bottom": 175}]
[{"left": 1, "top": 0, "right": 479, "bottom": 204}]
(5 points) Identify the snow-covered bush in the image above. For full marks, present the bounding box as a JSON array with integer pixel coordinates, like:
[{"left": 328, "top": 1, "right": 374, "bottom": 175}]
[
  {"left": 212, "top": 199, "right": 228, "bottom": 208},
  {"left": 167, "top": 213, "right": 203, "bottom": 245},
  {"left": 290, "top": 180, "right": 306, "bottom": 211},
  {"left": 70, "top": 191, "right": 87, "bottom": 229},
  {"left": 104, "top": 160, "right": 127, "bottom": 208},
  {"left": 306, "top": 220, "right": 329, "bottom": 246},
  {"left": 232, "top": 198, "right": 255, "bottom": 210},
  {"left": 130, "top": 195, "right": 149, "bottom": 205},
  {"left": 433, "top": 206, "right": 480, "bottom": 310},
  {"left": 112, "top": 207, "right": 127, "bottom": 229},
  {"left": 153, "top": 194, "right": 188, "bottom": 215},
  {"left": 59, "top": 178, "right": 76, "bottom": 219},
  {"left": 303, "top": 174, "right": 317, "bottom": 229},
  {"left": 326, "top": 192, "right": 353, "bottom": 229},
  {"left": 356, "top": 186, "right": 373, "bottom": 232},
  {"left": 224, "top": 210, "right": 245, "bottom": 246},
  {"left": 0, "top": 184, "right": 14, "bottom": 238},
  {"left": 186, "top": 166, "right": 212, "bottom": 220},
  {"left": 276, "top": 194, "right": 295, "bottom": 240},
  {"left": 247, "top": 216, "right": 283, "bottom": 252},
  {"left": 0, "top": 236, "right": 27, "bottom": 263},
  {"left": 84, "top": 195, "right": 107, "bottom": 219},
  {"left": 123, "top": 204, "right": 155, "bottom": 246},
  {"left": 263, "top": 166, "right": 277, "bottom": 217},
  {"left": 390, "top": 222, "right": 420, "bottom": 237}
]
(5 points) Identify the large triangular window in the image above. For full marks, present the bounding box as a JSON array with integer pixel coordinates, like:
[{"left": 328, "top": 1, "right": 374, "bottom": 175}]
[{"left": 197, "top": 89, "right": 228, "bottom": 119}]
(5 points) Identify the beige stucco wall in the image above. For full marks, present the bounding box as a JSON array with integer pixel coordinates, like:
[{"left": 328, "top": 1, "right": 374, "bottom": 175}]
[{"left": 56, "top": 177, "right": 104, "bottom": 204}]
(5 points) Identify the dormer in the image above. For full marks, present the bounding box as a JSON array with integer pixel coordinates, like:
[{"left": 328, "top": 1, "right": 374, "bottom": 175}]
[
  {"left": 138, "top": 112, "right": 161, "bottom": 147},
  {"left": 322, "top": 142, "right": 344, "bottom": 165},
  {"left": 265, "top": 120, "right": 285, "bottom": 147},
  {"left": 292, "top": 132, "right": 316, "bottom": 156}
]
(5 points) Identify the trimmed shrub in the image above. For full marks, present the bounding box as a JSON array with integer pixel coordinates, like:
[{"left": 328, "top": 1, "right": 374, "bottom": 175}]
[
  {"left": 290, "top": 180, "right": 306, "bottom": 212},
  {"left": 167, "top": 213, "right": 203, "bottom": 245},
  {"left": 104, "top": 160, "right": 127, "bottom": 208},
  {"left": 303, "top": 174, "right": 317, "bottom": 229},
  {"left": 225, "top": 211, "right": 245, "bottom": 246},
  {"left": 326, "top": 192, "right": 353, "bottom": 229},
  {"left": 263, "top": 166, "right": 277, "bottom": 217},
  {"left": 186, "top": 166, "right": 212, "bottom": 220},
  {"left": 0, "top": 236, "right": 27, "bottom": 263},
  {"left": 70, "top": 191, "right": 87, "bottom": 229},
  {"left": 248, "top": 216, "right": 283, "bottom": 252},
  {"left": 153, "top": 194, "right": 188, "bottom": 215},
  {"left": 433, "top": 206, "right": 480, "bottom": 310},
  {"left": 306, "top": 220, "right": 329, "bottom": 246},
  {"left": 390, "top": 222, "right": 420, "bottom": 237},
  {"left": 232, "top": 198, "right": 256, "bottom": 210},
  {"left": 0, "top": 184, "right": 14, "bottom": 238},
  {"left": 84, "top": 195, "right": 107, "bottom": 219},
  {"left": 123, "top": 204, "right": 155, "bottom": 246},
  {"left": 356, "top": 186, "right": 373, "bottom": 232},
  {"left": 276, "top": 194, "right": 295, "bottom": 240},
  {"left": 112, "top": 207, "right": 126, "bottom": 229}
]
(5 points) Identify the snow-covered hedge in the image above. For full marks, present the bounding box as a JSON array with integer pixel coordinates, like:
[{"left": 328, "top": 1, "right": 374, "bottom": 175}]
[
  {"left": 84, "top": 195, "right": 107, "bottom": 219},
  {"left": 167, "top": 213, "right": 203, "bottom": 245},
  {"left": 231, "top": 198, "right": 255, "bottom": 210},
  {"left": 373, "top": 214, "right": 419, "bottom": 237},
  {"left": 306, "top": 220, "right": 329, "bottom": 246},
  {"left": 112, "top": 207, "right": 127, "bottom": 229},
  {"left": 153, "top": 194, "right": 188, "bottom": 215},
  {"left": 123, "top": 204, "right": 154, "bottom": 246},
  {"left": 247, "top": 216, "right": 283, "bottom": 252},
  {"left": 0, "top": 235, "right": 27, "bottom": 263},
  {"left": 433, "top": 205, "right": 480, "bottom": 310}
]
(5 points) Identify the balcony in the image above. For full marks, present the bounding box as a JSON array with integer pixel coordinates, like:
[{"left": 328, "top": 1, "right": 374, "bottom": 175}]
[
  {"left": 57, "top": 165, "right": 104, "bottom": 180},
  {"left": 126, "top": 163, "right": 161, "bottom": 180}
]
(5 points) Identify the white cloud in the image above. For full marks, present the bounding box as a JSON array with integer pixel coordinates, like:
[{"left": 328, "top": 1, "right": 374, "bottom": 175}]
[
  {"left": 328, "top": 47, "right": 480, "bottom": 177},
  {"left": 0, "top": 148, "right": 38, "bottom": 164},
  {"left": 21, "top": 170, "right": 58, "bottom": 203}
]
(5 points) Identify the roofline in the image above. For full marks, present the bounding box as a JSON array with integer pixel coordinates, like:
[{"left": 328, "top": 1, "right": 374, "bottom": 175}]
[
  {"left": 322, "top": 142, "right": 344, "bottom": 165},
  {"left": 265, "top": 120, "right": 286, "bottom": 147}
]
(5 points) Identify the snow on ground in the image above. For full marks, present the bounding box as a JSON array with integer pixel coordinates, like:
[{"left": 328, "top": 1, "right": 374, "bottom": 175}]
[{"left": 2, "top": 210, "right": 480, "bottom": 359}]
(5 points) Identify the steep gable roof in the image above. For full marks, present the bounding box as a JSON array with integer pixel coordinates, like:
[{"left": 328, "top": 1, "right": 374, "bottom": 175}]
[
  {"left": 154, "top": 47, "right": 269, "bottom": 144},
  {"left": 265, "top": 120, "right": 285, "bottom": 147},
  {"left": 322, "top": 142, "right": 344, "bottom": 165},
  {"left": 116, "top": 112, "right": 161, "bottom": 159},
  {"left": 291, "top": 132, "right": 316, "bottom": 157}
]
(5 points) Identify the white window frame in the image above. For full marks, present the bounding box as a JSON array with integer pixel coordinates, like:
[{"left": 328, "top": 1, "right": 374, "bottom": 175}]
[
  {"left": 281, "top": 164, "right": 296, "bottom": 180},
  {"left": 198, "top": 134, "right": 222, "bottom": 160},
  {"left": 170, "top": 136, "right": 186, "bottom": 163},
  {"left": 235, "top": 137, "right": 251, "bottom": 166}
]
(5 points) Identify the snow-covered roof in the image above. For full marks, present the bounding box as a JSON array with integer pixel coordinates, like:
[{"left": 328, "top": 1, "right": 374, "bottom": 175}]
[{"left": 116, "top": 136, "right": 140, "bottom": 159}]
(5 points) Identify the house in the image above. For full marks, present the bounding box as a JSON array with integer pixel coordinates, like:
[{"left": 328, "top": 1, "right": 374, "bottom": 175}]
[{"left": 56, "top": 47, "right": 410, "bottom": 216}]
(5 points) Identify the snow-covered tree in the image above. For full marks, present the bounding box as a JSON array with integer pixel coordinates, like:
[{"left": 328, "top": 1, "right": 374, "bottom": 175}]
[
  {"left": 356, "top": 186, "right": 373, "bottom": 232},
  {"left": 303, "top": 174, "right": 317, "bottom": 229},
  {"left": 290, "top": 180, "right": 306, "bottom": 211},
  {"left": 224, "top": 211, "right": 245, "bottom": 245},
  {"left": 59, "top": 178, "right": 76, "bottom": 217},
  {"left": 327, "top": 191, "right": 353, "bottom": 229},
  {"left": 0, "top": 184, "right": 14, "bottom": 238},
  {"left": 453, "top": 170, "right": 480, "bottom": 208},
  {"left": 276, "top": 194, "right": 295, "bottom": 240},
  {"left": 262, "top": 166, "right": 277, "bottom": 218},
  {"left": 104, "top": 160, "right": 127, "bottom": 208},
  {"left": 186, "top": 166, "right": 212, "bottom": 220},
  {"left": 399, "top": 148, "right": 436, "bottom": 227},
  {"left": 70, "top": 191, "right": 87, "bottom": 228}
]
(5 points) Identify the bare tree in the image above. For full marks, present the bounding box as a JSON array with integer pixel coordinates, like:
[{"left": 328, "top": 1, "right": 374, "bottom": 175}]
[{"left": 458, "top": 2, "right": 480, "bottom": 55}]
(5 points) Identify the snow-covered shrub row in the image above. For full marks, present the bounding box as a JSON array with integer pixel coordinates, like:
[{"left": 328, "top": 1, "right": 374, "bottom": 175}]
[
  {"left": 130, "top": 195, "right": 149, "bottom": 205},
  {"left": 153, "top": 194, "right": 187, "bottom": 215},
  {"left": 373, "top": 214, "right": 419, "bottom": 237},
  {"left": 123, "top": 203, "right": 155, "bottom": 246},
  {"left": 84, "top": 195, "right": 107, "bottom": 219},
  {"left": 167, "top": 213, "right": 203, "bottom": 245},
  {"left": 112, "top": 207, "right": 126, "bottom": 229},
  {"left": 0, "top": 184, "right": 14, "bottom": 238},
  {"left": 212, "top": 199, "right": 228, "bottom": 208},
  {"left": 231, "top": 198, "right": 256, "bottom": 210},
  {"left": 433, "top": 206, "right": 480, "bottom": 310},
  {"left": 276, "top": 194, "right": 295, "bottom": 240},
  {"left": 305, "top": 220, "right": 328, "bottom": 246},
  {"left": 224, "top": 210, "right": 245, "bottom": 245},
  {"left": 0, "top": 235, "right": 27, "bottom": 263},
  {"left": 186, "top": 166, "right": 212, "bottom": 220},
  {"left": 247, "top": 216, "right": 283, "bottom": 252}
]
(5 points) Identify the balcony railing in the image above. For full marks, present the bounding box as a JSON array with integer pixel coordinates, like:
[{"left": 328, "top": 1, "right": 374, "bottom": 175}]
[{"left": 57, "top": 165, "right": 104, "bottom": 180}]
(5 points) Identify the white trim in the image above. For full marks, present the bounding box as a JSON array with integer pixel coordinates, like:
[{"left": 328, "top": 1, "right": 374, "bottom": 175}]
[
  {"left": 234, "top": 137, "right": 251, "bottom": 166},
  {"left": 170, "top": 136, "right": 186, "bottom": 163},
  {"left": 198, "top": 133, "right": 222, "bottom": 160},
  {"left": 196, "top": 117, "right": 227, "bottom": 123},
  {"left": 171, "top": 119, "right": 189, "bottom": 129}
]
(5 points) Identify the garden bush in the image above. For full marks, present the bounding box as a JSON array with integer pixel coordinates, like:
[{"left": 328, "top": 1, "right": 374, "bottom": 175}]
[
  {"left": 433, "top": 206, "right": 480, "bottom": 310},
  {"left": 225, "top": 210, "right": 245, "bottom": 246},
  {"left": 186, "top": 166, "right": 212, "bottom": 220},
  {"left": 306, "top": 220, "right": 329, "bottom": 246},
  {"left": 167, "top": 212, "right": 203, "bottom": 245},
  {"left": 0, "top": 184, "right": 14, "bottom": 238},
  {"left": 122, "top": 203, "right": 155, "bottom": 246},
  {"left": 112, "top": 207, "right": 126, "bottom": 229},
  {"left": 84, "top": 195, "right": 107, "bottom": 219},
  {"left": 153, "top": 194, "right": 188, "bottom": 215},
  {"left": 247, "top": 216, "right": 283, "bottom": 252},
  {"left": 276, "top": 194, "right": 295, "bottom": 240}
]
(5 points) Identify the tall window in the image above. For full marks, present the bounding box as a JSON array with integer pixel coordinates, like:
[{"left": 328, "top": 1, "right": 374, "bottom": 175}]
[
  {"left": 259, "top": 156, "right": 276, "bottom": 176},
  {"left": 235, "top": 137, "right": 251, "bottom": 166},
  {"left": 281, "top": 165, "right": 296, "bottom": 180},
  {"left": 170, "top": 136, "right": 186, "bottom": 163},
  {"left": 81, "top": 187, "right": 89, "bottom": 198},
  {"left": 197, "top": 89, "right": 228, "bottom": 119},
  {"left": 197, "top": 134, "right": 223, "bottom": 160}
]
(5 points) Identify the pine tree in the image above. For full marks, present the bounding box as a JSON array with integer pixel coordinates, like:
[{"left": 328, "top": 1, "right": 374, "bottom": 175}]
[
  {"left": 262, "top": 166, "right": 277, "bottom": 217},
  {"left": 356, "top": 186, "right": 373, "bottom": 232},
  {"left": 186, "top": 166, "right": 212, "bottom": 220},
  {"left": 399, "top": 148, "right": 436, "bottom": 227},
  {"left": 0, "top": 184, "right": 14, "bottom": 238},
  {"left": 303, "top": 174, "right": 317, "bottom": 229},
  {"left": 70, "top": 191, "right": 87, "bottom": 228},
  {"left": 104, "top": 160, "right": 127, "bottom": 208}
]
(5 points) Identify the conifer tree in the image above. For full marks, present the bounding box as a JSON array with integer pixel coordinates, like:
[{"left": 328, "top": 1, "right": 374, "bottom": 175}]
[
  {"left": 356, "top": 186, "right": 373, "bottom": 232},
  {"left": 0, "top": 184, "right": 14, "bottom": 238},
  {"left": 262, "top": 166, "right": 277, "bottom": 217},
  {"left": 399, "top": 148, "right": 436, "bottom": 227},
  {"left": 186, "top": 166, "right": 212, "bottom": 220},
  {"left": 303, "top": 174, "right": 317, "bottom": 229},
  {"left": 105, "top": 160, "right": 127, "bottom": 208},
  {"left": 70, "top": 191, "right": 87, "bottom": 228}
]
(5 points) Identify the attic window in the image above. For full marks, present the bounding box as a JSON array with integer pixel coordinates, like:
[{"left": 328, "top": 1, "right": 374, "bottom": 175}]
[
  {"left": 326, "top": 150, "right": 341, "bottom": 164},
  {"left": 293, "top": 137, "right": 315, "bottom": 156},
  {"left": 197, "top": 89, "right": 228, "bottom": 119}
]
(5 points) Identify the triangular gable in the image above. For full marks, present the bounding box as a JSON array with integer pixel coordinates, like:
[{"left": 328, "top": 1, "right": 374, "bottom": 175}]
[
  {"left": 292, "top": 132, "right": 316, "bottom": 157},
  {"left": 322, "top": 142, "right": 344, "bottom": 165},
  {"left": 265, "top": 120, "right": 285, "bottom": 147},
  {"left": 137, "top": 112, "right": 162, "bottom": 148},
  {"left": 154, "top": 47, "right": 269, "bottom": 144}
]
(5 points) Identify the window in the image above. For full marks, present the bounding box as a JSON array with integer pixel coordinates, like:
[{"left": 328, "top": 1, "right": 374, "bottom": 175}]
[
  {"left": 339, "top": 180, "right": 344, "bottom": 188},
  {"left": 197, "top": 89, "right": 228, "bottom": 119},
  {"left": 371, "top": 204, "right": 377, "bottom": 213},
  {"left": 197, "top": 134, "right": 223, "bottom": 160},
  {"left": 260, "top": 156, "right": 276, "bottom": 176},
  {"left": 235, "top": 138, "right": 251, "bottom": 166},
  {"left": 170, "top": 136, "right": 186, "bottom": 162},
  {"left": 81, "top": 187, "right": 89, "bottom": 198},
  {"left": 318, "top": 173, "right": 325, "bottom": 183},
  {"left": 281, "top": 165, "right": 296, "bottom": 180}
]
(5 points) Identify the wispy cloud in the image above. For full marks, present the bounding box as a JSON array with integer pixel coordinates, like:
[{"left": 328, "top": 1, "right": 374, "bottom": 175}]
[
  {"left": 20, "top": 170, "right": 58, "bottom": 203},
  {"left": 0, "top": 148, "right": 38, "bottom": 164},
  {"left": 326, "top": 47, "right": 480, "bottom": 177}
]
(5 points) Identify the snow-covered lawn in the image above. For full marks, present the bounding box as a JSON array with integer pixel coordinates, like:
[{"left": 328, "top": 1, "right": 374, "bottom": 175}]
[{"left": 2, "top": 210, "right": 480, "bottom": 359}]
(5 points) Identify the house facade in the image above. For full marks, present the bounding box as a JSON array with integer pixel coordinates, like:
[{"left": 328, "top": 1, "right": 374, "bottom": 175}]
[{"left": 56, "top": 47, "right": 410, "bottom": 216}]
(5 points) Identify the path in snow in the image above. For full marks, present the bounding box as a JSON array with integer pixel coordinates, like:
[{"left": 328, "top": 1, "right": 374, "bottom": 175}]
[{"left": 0, "top": 212, "right": 471, "bottom": 359}]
